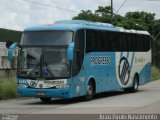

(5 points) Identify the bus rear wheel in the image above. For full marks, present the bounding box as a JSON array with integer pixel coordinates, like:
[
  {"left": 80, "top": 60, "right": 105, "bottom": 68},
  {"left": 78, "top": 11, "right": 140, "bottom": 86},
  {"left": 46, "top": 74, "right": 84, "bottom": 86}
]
[
  {"left": 124, "top": 75, "right": 139, "bottom": 93},
  {"left": 40, "top": 97, "right": 51, "bottom": 103},
  {"left": 85, "top": 80, "right": 95, "bottom": 101}
]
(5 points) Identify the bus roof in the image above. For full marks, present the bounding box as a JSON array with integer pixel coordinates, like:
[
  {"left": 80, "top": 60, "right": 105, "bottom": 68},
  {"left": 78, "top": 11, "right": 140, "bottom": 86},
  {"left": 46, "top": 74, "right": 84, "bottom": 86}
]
[{"left": 24, "top": 20, "right": 150, "bottom": 36}]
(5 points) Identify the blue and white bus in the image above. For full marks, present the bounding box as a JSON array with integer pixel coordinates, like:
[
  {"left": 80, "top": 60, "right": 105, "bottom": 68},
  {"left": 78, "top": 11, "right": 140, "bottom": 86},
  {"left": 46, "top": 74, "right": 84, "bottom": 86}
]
[{"left": 7, "top": 20, "right": 152, "bottom": 102}]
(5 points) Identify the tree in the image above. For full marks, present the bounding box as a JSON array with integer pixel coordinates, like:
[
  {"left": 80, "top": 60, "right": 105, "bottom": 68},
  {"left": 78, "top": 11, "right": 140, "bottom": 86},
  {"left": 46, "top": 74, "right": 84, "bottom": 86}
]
[
  {"left": 72, "top": 10, "right": 96, "bottom": 22},
  {"left": 73, "top": 6, "right": 113, "bottom": 23},
  {"left": 72, "top": 6, "right": 160, "bottom": 66},
  {"left": 124, "top": 11, "right": 155, "bottom": 31},
  {"left": 152, "top": 20, "right": 160, "bottom": 66}
]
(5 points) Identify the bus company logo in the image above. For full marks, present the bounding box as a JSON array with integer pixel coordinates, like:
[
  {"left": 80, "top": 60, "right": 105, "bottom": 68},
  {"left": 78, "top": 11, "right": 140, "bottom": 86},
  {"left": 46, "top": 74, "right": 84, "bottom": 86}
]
[
  {"left": 90, "top": 56, "right": 111, "bottom": 65},
  {"left": 44, "top": 80, "right": 64, "bottom": 85},
  {"left": 118, "top": 57, "right": 130, "bottom": 86},
  {"left": 30, "top": 81, "right": 37, "bottom": 87}
]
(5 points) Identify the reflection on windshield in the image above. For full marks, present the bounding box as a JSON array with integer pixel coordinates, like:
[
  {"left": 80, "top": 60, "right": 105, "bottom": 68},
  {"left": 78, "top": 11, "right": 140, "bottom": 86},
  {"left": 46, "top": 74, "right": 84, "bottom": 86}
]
[
  {"left": 18, "top": 48, "right": 41, "bottom": 78},
  {"left": 18, "top": 47, "right": 70, "bottom": 79},
  {"left": 43, "top": 48, "right": 70, "bottom": 78}
]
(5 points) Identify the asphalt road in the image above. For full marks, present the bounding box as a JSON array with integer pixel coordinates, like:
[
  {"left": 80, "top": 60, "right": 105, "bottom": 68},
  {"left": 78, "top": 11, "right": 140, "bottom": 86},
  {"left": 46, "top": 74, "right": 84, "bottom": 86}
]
[{"left": 0, "top": 80, "right": 160, "bottom": 114}]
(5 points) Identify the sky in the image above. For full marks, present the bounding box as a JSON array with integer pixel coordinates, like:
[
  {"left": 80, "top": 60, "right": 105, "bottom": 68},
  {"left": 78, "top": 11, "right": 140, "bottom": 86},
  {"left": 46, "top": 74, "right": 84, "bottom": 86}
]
[{"left": 0, "top": 0, "right": 159, "bottom": 31}]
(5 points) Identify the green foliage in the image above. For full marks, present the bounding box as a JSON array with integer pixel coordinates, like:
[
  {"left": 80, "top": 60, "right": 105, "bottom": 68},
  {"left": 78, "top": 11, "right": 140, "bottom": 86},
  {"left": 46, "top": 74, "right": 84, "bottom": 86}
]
[
  {"left": 73, "top": 6, "right": 160, "bottom": 67},
  {"left": 73, "top": 6, "right": 112, "bottom": 23},
  {"left": 73, "top": 6, "right": 157, "bottom": 31},
  {"left": 0, "top": 77, "right": 18, "bottom": 100},
  {"left": 151, "top": 66, "right": 160, "bottom": 81},
  {"left": 152, "top": 20, "right": 160, "bottom": 37},
  {"left": 125, "top": 11, "right": 155, "bottom": 23},
  {"left": 95, "top": 6, "right": 112, "bottom": 16},
  {"left": 0, "top": 28, "right": 22, "bottom": 43},
  {"left": 0, "top": 79, "right": 18, "bottom": 100},
  {"left": 73, "top": 10, "right": 96, "bottom": 21}
]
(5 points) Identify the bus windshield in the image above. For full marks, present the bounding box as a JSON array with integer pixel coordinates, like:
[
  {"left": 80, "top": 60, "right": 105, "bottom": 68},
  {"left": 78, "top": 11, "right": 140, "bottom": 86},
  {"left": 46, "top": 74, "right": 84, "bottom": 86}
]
[
  {"left": 18, "top": 47, "right": 70, "bottom": 79},
  {"left": 18, "top": 30, "right": 72, "bottom": 79},
  {"left": 21, "top": 31, "right": 73, "bottom": 46}
]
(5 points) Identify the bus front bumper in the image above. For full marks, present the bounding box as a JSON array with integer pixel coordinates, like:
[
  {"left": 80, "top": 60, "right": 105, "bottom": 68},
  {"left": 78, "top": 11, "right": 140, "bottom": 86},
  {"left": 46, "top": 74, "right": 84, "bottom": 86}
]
[{"left": 17, "top": 87, "right": 72, "bottom": 99}]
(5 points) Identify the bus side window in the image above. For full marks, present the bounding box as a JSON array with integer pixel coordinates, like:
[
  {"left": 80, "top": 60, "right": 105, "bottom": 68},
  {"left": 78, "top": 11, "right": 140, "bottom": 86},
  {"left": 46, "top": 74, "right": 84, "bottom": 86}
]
[
  {"left": 72, "top": 29, "right": 85, "bottom": 76},
  {"left": 86, "top": 30, "right": 94, "bottom": 52}
]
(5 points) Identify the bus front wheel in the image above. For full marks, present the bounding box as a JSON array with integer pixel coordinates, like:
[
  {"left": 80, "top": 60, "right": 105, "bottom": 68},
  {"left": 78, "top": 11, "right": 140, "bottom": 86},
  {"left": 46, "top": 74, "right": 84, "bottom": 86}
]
[
  {"left": 124, "top": 75, "right": 139, "bottom": 93},
  {"left": 40, "top": 97, "right": 51, "bottom": 103},
  {"left": 85, "top": 80, "right": 95, "bottom": 101}
]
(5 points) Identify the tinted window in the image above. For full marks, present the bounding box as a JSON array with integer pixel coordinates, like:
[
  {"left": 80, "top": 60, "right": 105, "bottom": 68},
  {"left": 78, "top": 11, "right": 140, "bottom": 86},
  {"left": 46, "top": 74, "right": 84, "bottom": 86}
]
[
  {"left": 86, "top": 29, "right": 151, "bottom": 52},
  {"left": 72, "top": 30, "right": 85, "bottom": 76},
  {"left": 21, "top": 31, "right": 73, "bottom": 46}
]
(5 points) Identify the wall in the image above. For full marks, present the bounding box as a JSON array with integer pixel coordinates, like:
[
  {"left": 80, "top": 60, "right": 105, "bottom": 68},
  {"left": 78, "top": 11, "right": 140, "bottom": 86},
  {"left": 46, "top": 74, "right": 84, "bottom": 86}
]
[{"left": 0, "top": 42, "right": 17, "bottom": 79}]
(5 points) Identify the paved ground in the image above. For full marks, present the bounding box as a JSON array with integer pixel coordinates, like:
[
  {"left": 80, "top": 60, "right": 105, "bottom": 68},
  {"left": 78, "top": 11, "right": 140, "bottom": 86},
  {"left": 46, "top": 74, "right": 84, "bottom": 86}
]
[{"left": 0, "top": 80, "right": 160, "bottom": 114}]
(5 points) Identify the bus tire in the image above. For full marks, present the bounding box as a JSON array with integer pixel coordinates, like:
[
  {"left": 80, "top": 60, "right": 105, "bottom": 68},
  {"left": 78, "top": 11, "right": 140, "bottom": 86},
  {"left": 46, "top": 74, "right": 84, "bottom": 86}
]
[
  {"left": 40, "top": 97, "right": 51, "bottom": 103},
  {"left": 124, "top": 75, "right": 139, "bottom": 93},
  {"left": 85, "top": 80, "right": 95, "bottom": 101}
]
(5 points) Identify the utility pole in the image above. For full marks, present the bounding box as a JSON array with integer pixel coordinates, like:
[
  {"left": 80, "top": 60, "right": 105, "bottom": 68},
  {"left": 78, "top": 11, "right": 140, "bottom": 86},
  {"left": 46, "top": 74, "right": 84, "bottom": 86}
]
[{"left": 111, "top": 0, "right": 113, "bottom": 23}]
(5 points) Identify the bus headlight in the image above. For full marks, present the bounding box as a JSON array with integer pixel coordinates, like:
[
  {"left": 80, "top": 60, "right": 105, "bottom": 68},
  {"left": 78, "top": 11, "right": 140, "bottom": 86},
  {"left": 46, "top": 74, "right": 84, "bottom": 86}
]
[{"left": 18, "top": 84, "right": 28, "bottom": 88}]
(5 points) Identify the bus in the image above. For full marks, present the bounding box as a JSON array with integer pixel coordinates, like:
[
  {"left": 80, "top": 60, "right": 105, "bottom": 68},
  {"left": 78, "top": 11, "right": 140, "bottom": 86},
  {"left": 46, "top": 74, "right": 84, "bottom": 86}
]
[{"left": 7, "top": 20, "right": 152, "bottom": 102}]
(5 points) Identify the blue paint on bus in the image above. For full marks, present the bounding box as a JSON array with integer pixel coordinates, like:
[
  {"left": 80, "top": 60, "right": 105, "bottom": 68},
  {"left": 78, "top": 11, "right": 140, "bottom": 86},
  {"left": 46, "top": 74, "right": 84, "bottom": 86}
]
[{"left": 13, "top": 20, "right": 151, "bottom": 100}]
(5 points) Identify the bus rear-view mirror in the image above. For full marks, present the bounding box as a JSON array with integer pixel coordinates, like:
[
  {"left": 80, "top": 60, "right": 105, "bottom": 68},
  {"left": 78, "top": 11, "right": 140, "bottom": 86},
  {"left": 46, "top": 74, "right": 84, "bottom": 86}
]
[
  {"left": 67, "top": 42, "right": 74, "bottom": 61},
  {"left": 6, "top": 41, "right": 17, "bottom": 61}
]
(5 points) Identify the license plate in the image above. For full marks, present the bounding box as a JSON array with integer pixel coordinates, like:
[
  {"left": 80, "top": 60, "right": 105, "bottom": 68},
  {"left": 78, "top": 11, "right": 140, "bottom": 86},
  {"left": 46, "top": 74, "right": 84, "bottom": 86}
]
[{"left": 37, "top": 92, "right": 45, "bottom": 96}]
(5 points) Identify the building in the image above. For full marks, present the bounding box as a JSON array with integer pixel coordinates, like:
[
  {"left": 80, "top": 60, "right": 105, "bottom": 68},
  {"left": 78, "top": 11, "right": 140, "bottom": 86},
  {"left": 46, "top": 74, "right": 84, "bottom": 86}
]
[{"left": 0, "top": 42, "right": 17, "bottom": 77}]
